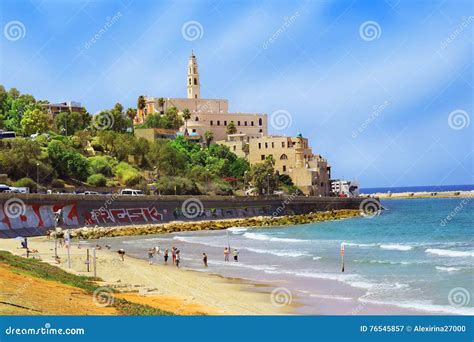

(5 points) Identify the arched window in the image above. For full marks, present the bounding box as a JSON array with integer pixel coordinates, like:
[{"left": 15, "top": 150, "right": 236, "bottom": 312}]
[
  {"left": 194, "top": 78, "right": 197, "bottom": 85},
  {"left": 280, "top": 154, "right": 288, "bottom": 160},
  {"left": 195, "top": 117, "right": 199, "bottom": 121},
  {"left": 259, "top": 118, "right": 263, "bottom": 126}
]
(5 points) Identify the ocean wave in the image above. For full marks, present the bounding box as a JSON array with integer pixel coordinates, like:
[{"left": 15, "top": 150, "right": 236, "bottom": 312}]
[
  {"left": 210, "top": 260, "right": 277, "bottom": 272},
  {"left": 227, "top": 227, "right": 248, "bottom": 233},
  {"left": 242, "top": 232, "right": 304, "bottom": 243},
  {"left": 425, "top": 249, "right": 474, "bottom": 258},
  {"left": 354, "top": 259, "right": 411, "bottom": 265},
  {"left": 435, "top": 266, "right": 463, "bottom": 272},
  {"left": 358, "top": 298, "right": 474, "bottom": 315},
  {"left": 245, "top": 247, "right": 310, "bottom": 258},
  {"left": 344, "top": 242, "right": 378, "bottom": 248},
  {"left": 379, "top": 244, "right": 413, "bottom": 251}
]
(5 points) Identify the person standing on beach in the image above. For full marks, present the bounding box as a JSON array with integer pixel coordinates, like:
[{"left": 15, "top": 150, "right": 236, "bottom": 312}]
[
  {"left": 224, "top": 247, "right": 230, "bottom": 262},
  {"left": 172, "top": 247, "right": 176, "bottom": 264},
  {"left": 148, "top": 248, "right": 154, "bottom": 265},
  {"left": 232, "top": 249, "right": 239, "bottom": 262},
  {"left": 164, "top": 249, "right": 169, "bottom": 264},
  {"left": 175, "top": 250, "right": 181, "bottom": 268},
  {"left": 203, "top": 253, "right": 208, "bottom": 267},
  {"left": 117, "top": 249, "right": 125, "bottom": 261},
  {"left": 154, "top": 246, "right": 160, "bottom": 255}
]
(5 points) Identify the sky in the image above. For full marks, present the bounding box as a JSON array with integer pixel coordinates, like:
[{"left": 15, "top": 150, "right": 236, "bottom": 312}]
[{"left": 0, "top": 0, "right": 472, "bottom": 188}]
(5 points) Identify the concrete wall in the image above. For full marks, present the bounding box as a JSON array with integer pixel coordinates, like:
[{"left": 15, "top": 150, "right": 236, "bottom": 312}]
[{"left": 0, "top": 194, "right": 364, "bottom": 238}]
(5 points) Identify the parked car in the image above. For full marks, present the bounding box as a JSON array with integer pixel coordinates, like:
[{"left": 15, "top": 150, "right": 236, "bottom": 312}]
[
  {"left": 0, "top": 184, "right": 11, "bottom": 193},
  {"left": 0, "top": 130, "right": 16, "bottom": 139},
  {"left": 83, "top": 191, "right": 100, "bottom": 195},
  {"left": 8, "top": 186, "right": 29, "bottom": 194},
  {"left": 119, "top": 189, "right": 144, "bottom": 196}
]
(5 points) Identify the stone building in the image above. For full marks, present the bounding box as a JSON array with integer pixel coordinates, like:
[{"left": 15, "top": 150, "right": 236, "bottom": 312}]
[{"left": 134, "top": 52, "right": 267, "bottom": 141}]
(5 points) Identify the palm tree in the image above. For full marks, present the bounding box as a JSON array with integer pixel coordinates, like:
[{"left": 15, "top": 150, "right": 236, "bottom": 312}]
[
  {"left": 182, "top": 108, "right": 191, "bottom": 134},
  {"left": 137, "top": 96, "right": 146, "bottom": 121},
  {"left": 126, "top": 107, "right": 137, "bottom": 132},
  {"left": 204, "top": 131, "right": 214, "bottom": 148},
  {"left": 226, "top": 121, "right": 237, "bottom": 135},
  {"left": 158, "top": 97, "right": 165, "bottom": 114}
]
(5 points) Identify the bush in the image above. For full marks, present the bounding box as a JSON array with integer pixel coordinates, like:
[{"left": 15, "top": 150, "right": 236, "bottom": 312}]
[
  {"left": 114, "top": 162, "right": 141, "bottom": 185},
  {"left": 154, "top": 176, "right": 200, "bottom": 195},
  {"left": 88, "top": 156, "right": 114, "bottom": 176},
  {"left": 13, "top": 177, "right": 37, "bottom": 192},
  {"left": 124, "top": 173, "right": 143, "bottom": 186},
  {"left": 87, "top": 173, "right": 107, "bottom": 187},
  {"left": 51, "top": 179, "right": 65, "bottom": 188}
]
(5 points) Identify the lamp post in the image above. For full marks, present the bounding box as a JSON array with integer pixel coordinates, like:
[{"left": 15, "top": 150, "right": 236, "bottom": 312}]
[
  {"left": 267, "top": 173, "right": 271, "bottom": 196},
  {"left": 36, "top": 163, "right": 40, "bottom": 193},
  {"left": 244, "top": 171, "right": 248, "bottom": 192}
]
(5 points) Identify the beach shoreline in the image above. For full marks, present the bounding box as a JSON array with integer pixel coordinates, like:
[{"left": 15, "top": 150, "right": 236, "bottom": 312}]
[{"left": 363, "top": 190, "right": 473, "bottom": 200}]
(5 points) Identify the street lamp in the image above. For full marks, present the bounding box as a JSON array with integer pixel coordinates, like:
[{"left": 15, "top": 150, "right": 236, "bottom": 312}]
[
  {"left": 244, "top": 171, "right": 248, "bottom": 192},
  {"left": 36, "top": 163, "right": 40, "bottom": 193},
  {"left": 267, "top": 173, "right": 271, "bottom": 196}
]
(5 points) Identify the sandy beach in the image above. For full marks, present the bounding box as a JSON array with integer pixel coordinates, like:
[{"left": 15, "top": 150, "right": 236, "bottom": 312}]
[{"left": 0, "top": 237, "right": 291, "bottom": 315}]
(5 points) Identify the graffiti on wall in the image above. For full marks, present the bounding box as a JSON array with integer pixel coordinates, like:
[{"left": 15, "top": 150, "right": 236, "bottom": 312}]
[{"left": 84, "top": 207, "right": 163, "bottom": 225}]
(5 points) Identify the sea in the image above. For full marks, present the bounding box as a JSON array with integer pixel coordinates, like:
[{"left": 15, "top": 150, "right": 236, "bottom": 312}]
[
  {"left": 95, "top": 197, "right": 473, "bottom": 315},
  {"left": 361, "top": 184, "right": 474, "bottom": 194}
]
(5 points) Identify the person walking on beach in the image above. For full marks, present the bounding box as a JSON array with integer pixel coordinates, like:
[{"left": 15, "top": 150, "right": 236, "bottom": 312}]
[
  {"left": 172, "top": 247, "right": 177, "bottom": 264},
  {"left": 224, "top": 247, "right": 230, "bottom": 262},
  {"left": 148, "top": 248, "right": 154, "bottom": 265},
  {"left": 117, "top": 248, "right": 126, "bottom": 261},
  {"left": 175, "top": 250, "right": 181, "bottom": 268},
  {"left": 232, "top": 249, "right": 239, "bottom": 262},
  {"left": 164, "top": 249, "right": 169, "bottom": 264},
  {"left": 203, "top": 253, "right": 208, "bottom": 267}
]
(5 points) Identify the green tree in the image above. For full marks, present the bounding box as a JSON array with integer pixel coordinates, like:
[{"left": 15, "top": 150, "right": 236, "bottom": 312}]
[
  {"left": 55, "top": 111, "right": 87, "bottom": 135},
  {"left": 182, "top": 108, "right": 191, "bottom": 133},
  {"left": 146, "top": 140, "right": 187, "bottom": 176},
  {"left": 21, "top": 108, "right": 51, "bottom": 135},
  {"left": 47, "top": 140, "right": 89, "bottom": 181},
  {"left": 249, "top": 157, "right": 278, "bottom": 195},
  {"left": 204, "top": 131, "right": 214, "bottom": 148},
  {"left": 226, "top": 121, "right": 237, "bottom": 135}
]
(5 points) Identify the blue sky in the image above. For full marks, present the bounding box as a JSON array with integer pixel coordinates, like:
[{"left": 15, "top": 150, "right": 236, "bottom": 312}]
[{"left": 0, "top": 0, "right": 472, "bottom": 188}]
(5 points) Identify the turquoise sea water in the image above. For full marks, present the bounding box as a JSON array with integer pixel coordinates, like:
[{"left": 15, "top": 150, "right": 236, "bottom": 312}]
[{"left": 99, "top": 198, "right": 473, "bottom": 315}]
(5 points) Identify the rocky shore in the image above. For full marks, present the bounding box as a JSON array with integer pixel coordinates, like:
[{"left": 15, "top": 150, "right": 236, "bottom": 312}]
[{"left": 64, "top": 210, "right": 361, "bottom": 240}]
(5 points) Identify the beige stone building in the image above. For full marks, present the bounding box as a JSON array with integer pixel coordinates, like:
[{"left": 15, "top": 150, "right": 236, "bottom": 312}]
[
  {"left": 219, "top": 134, "right": 331, "bottom": 196},
  {"left": 134, "top": 53, "right": 331, "bottom": 196},
  {"left": 134, "top": 52, "right": 267, "bottom": 141}
]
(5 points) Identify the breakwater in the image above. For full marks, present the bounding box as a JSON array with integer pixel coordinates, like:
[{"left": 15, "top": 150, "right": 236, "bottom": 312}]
[{"left": 0, "top": 193, "right": 366, "bottom": 238}]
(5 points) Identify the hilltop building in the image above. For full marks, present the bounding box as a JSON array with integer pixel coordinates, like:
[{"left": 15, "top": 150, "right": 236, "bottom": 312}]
[
  {"left": 135, "top": 52, "right": 331, "bottom": 196},
  {"left": 41, "top": 101, "right": 84, "bottom": 117}
]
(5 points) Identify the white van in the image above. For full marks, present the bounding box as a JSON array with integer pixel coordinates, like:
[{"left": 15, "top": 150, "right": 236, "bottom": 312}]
[{"left": 119, "top": 189, "right": 144, "bottom": 196}]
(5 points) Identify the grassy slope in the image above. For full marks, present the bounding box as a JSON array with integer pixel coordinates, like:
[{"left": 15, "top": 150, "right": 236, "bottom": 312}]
[{"left": 0, "top": 251, "right": 174, "bottom": 316}]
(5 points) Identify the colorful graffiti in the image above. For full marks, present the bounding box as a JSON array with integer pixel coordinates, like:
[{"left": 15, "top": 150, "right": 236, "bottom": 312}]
[{"left": 85, "top": 207, "right": 162, "bottom": 225}]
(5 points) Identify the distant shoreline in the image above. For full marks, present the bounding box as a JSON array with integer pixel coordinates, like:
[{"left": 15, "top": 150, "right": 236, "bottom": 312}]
[{"left": 363, "top": 190, "right": 473, "bottom": 200}]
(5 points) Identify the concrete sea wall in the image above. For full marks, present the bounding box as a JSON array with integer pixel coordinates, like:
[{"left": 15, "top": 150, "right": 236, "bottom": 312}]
[{"left": 0, "top": 193, "right": 364, "bottom": 238}]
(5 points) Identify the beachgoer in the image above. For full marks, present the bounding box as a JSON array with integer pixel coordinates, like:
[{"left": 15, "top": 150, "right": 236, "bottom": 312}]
[
  {"left": 105, "top": 245, "right": 111, "bottom": 250},
  {"left": 154, "top": 246, "right": 160, "bottom": 255},
  {"left": 117, "top": 249, "right": 126, "bottom": 261},
  {"left": 233, "top": 249, "right": 239, "bottom": 262},
  {"left": 176, "top": 251, "right": 180, "bottom": 268},
  {"left": 148, "top": 248, "right": 154, "bottom": 265},
  {"left": 203, "top": 253, "right": 208, "bottom": 267},
  {"left": 224, "top": 247, "right": 230, "bottom": 262},
  {"left": 172, "top": 247, "right": 177, "bottom": 264},
  {"left": 164, "top": 249, "right": 169, "bottom": 264}
]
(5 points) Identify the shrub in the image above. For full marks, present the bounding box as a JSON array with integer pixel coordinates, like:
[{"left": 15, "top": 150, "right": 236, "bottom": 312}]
[
  {"left": 51, "top": 179, "right": 65, "bottom": 188},
  {"left": 154, "top": 176, "right": 200, "bottom": 195},
  {"left": 88, "top": 156, "right": 114, "bottom": 176},
  {"left": 114, "top": 162, "right": 141, "bottom": 186},
  {"left": 124, "top": 173, "right": 143, "bottom": 186},
  {"left": 13, "top": 177, "right": 37, "bottom": 191},
  {"left": 87, "top": 173, "right": 107, "bottom": 187}
]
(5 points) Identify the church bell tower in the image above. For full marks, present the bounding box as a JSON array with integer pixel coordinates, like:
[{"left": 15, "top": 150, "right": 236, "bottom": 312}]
[{"left": 187, "top": 52, "right": 200, "bottom": 99}]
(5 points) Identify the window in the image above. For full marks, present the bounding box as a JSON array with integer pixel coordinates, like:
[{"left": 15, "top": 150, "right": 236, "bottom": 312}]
[
  {"left": 281, "top": 142, "right": 285, "bottom": 148},
  {"left": 233, "top": 146, "right": 236, "bottom": 151},
  {"left": 245, "top": 121, "right": 248, "bottom": 126},
  {"left": 283, "top": 165, "right": 287, "bottom": 172},
  {"left": 280, "top": 154, "right": 288, "bottom": 160},
  {"left": 271, "top": 142, "right": 274, "bottom": 148},
  {"left": 238, "top": 121, "right": 240, "bottom": 126},
  {"left": 259, "top": 129, "right": 263, "bottom": 133},
  {"left": 194, "top": 67, "right": 196, "bottom": 73},
  {"left": 259, "top": 118, "right": 263, "bottom": 126},
  {"left": 210, "top": 120, "right": 213, "bottom": 126},
  {"left": 261, "top": 155, "right": 265, "bottom": 160},
  {"left": 195, "top": 117, "right": 199, "bottom": 121},
  {"left": 192, "top": 129, "right": 196, "bottom": 133},
  {"left": 195, "top": 94, "right": 197, "bottom": 99},
  {"left": 251, "top": 121, "right": 254, "bottom": 126},
  {"left": 194, "top": 78, "right": 197, "bottom": 85},
  {"left": 224, "top": 121, "right": 227, "bottom": 126},
  {"left": 188, "top": 78, "right": 191, "bottom": 85},
  {"left": 265, "top": 142, "right": 268, "bottom": 148},
  {"left": 258, "top": 143, "right": 261, "bottom": 149},
  {"left": 217, "top": 120, "right": 220, "bottom": 125}
]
